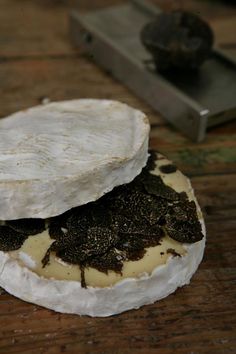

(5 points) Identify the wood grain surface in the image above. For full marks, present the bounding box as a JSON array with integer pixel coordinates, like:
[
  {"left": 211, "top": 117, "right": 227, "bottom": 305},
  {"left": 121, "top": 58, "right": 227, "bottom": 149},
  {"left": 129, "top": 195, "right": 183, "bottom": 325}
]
[{"left": 0, "top": 1, "right": 236, "bottom": 353}]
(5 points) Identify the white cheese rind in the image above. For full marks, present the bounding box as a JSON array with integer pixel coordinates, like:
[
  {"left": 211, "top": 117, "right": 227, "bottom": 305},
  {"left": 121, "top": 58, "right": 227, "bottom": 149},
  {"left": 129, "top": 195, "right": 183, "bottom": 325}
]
[
  {"left": 0, "top": 99, "right": 149, "bottom": 219},
  {"left": 0, "top": 155, "right": 206, "bottom": 317}
]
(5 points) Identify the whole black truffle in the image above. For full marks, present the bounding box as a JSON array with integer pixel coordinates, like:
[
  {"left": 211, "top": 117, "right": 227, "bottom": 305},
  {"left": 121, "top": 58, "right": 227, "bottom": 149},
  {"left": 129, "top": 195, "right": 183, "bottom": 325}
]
[{"left": 141, "top": 11, "right": 214, "bottom": 71}]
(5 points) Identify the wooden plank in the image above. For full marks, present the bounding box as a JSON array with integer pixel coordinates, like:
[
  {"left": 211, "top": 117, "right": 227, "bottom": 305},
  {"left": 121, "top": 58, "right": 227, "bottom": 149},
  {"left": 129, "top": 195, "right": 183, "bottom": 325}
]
[
  {"left": 153, "top": 0, "right": 236, "bottom": 20},
  {"left": 0, "top": 0, "right": 76, "bottom": 57},
  {"left": 0, "top": 57, "right": 165, "bottom": 125},
  {"left": 0, "top": 0, "right": 128, "bottom": 58},
  {"left": 0, "top": 266, "right": 235, "bottom": 354},
  {"left": 0, "top": 0, "right": 235, "bottom": 59},
  {"left": 150, "top": 126, "right": 236, "bottom": 175},
  {"left": 191, "top": 174, "right": 236, "bottom": 216},
  {"left": 211, "top": 16, "right": 236, "bottom": 60}
]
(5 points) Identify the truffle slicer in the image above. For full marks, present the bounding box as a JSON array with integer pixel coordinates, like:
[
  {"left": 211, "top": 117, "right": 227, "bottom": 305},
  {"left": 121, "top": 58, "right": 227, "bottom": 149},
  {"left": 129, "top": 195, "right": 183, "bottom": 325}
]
[{"left": 70, "top": 0, "right": 236, "bottom": 142}]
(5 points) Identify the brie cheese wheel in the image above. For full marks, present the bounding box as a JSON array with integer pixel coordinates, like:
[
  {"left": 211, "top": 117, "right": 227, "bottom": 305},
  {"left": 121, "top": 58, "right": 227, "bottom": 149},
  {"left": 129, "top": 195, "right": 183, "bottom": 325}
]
[
  {"left": 0, "top": 154, "right": 206, "bottom": 317},
  {"left": 0, "top": 99, "right": 149, "bottom": 220}
]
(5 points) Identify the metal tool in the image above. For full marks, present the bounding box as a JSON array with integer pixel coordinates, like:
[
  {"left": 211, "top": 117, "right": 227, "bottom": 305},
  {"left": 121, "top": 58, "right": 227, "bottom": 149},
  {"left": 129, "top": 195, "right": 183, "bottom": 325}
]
[{"left": 70, "top": 0, "right": 236, "bottom": 141}]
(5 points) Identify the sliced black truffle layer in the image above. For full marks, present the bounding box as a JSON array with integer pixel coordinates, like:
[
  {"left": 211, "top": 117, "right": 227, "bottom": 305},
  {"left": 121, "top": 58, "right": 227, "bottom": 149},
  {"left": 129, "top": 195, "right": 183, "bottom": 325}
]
[
  {"left": 40, "top": 152, "right": 203, "bottom": 287},
  {"left": 66, "top": 204, "right": 112, "bottom": 237},
  {"left": 109, "top": 189, "right": 167, "bottom": 225},
  {"left": 143, "top": 173, "right": 180, "bottom": 201},
  {"left": 0, "top": 226, "right": 27, "bottom": 251},
  {"left": 88, "top": 248, "right": 126, "bottom": 274},
  {"left": 164, "top": 199, "right": 203, "bottom": 243},
  {"left": 165, "top": 215, "right": 203, "bottom": 243},
  {"left": 43, "top": 225, "right": 118, "bottom": 267}
]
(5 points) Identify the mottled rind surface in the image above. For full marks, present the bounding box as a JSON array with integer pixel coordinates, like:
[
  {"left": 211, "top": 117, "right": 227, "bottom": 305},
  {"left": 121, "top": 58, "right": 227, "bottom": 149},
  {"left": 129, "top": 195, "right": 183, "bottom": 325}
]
[{"left": 0, "top": 99, "right": 149, "bottom": 220}]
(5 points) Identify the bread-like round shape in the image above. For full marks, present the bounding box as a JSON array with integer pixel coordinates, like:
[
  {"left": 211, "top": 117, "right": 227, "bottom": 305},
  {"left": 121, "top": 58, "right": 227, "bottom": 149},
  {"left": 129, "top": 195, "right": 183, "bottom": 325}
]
[
  {"left": 0, "top": 154, "right": 206, "bottom": 317},
  {"left": 0, "top": 99, "right": 149, "bottom": 220}
]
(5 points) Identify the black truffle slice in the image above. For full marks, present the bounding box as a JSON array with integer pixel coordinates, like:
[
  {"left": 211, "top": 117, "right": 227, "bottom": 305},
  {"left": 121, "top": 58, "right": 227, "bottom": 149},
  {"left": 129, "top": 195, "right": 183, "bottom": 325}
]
[
  {"left": 145, "top": 150, "right": 158, "bottom": 172},
  {"left": 109, "top": 187, "right": 168, "bottom": 226},
  {"left": 164, "top": 195, "right": 203, "bottom": 243},
  {"left": 55, "top": 242, "right": 89, "bottom": 264},
  {"left": 143, "top": 174, "right": 180, "bottom": 201},
  {"left": 116, "top": 232, "right": 160, "bottom": 252},
  {"left": 141, "top": 10, "right": 214, "bottom": 71},
  {"left": 48, "top": 223, "right": 67, "bottom": 241},
  {"left": 67, "top": 204, "right": 111, "bottom": 236},
  {"left": 43, "top": 226, "right": 117, "bottom": 266},
  {"left": 159, "top": 164, "right": 177, "bottom": 174},
  {"left": 165, "top": 215, "right": 203, "bottom": 243},
  {"left": 126, "top": 248, "right": 146, "bottom": 262},
  {"left": 41, "top": 241, "right": 57, "bottom": 267},
  {"left": 85, "top": 227, "right": 117, "bottom": 255},
  {"left": 0, "top": 226, "right": 27, "bottom": 251},
  {"left": 114, "top": 216, "right": 163, "bottom": 253},
  {"left": 42, "top": 239, "right": 85, "bottom": 267},
  {"left": 88, "top": 248, "right": 126, "bottom": 274},
  {"left": 168, "top": 198, "right": 199, "bottom": 221},
  {"left": 49, "top": 209, "right": 72, "bottom": 230},
  {"left": 6, "top": 218, "right": 45, "bottom": 235},
  {"left": 113, "top": 214, "right": 163, "bottom": 239}
]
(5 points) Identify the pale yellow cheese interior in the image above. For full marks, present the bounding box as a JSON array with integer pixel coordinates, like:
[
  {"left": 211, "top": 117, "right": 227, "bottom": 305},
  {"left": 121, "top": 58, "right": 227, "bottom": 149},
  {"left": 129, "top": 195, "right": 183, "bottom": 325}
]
[
  {"left": 8, "top": 155, "right": 197, "bottom": 288},
  {"left": 10, "top": 231, "right": 185, "bottom": 287}
]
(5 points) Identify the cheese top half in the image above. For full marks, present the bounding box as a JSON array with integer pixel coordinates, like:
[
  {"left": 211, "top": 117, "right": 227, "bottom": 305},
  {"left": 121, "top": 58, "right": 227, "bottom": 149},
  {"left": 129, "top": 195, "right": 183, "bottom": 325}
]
[{"left": 0, "top": 99, "right": 149, "bottom": 220}]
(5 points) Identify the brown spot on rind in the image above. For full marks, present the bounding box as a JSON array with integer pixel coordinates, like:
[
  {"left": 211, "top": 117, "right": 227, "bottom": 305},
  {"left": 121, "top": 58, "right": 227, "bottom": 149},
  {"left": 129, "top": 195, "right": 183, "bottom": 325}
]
[{"left": 167, "top": 248, "right": 181, "bottom": 257}]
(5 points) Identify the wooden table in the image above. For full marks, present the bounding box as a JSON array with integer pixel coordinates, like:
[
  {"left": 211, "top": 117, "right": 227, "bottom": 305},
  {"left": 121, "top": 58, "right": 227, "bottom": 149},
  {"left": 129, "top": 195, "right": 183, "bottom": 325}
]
[{"left": 0, "top": 1, "right": 236, "bottom": 353}]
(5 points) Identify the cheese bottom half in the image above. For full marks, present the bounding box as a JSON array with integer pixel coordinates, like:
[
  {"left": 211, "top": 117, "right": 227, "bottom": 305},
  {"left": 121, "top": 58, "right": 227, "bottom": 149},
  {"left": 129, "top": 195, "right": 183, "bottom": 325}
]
[
  {"left": 0, "top": 232, "right": 205, "bottom": 316},
  {"left": 0, "top": 154, "right": 206, "bottom": 316}
]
